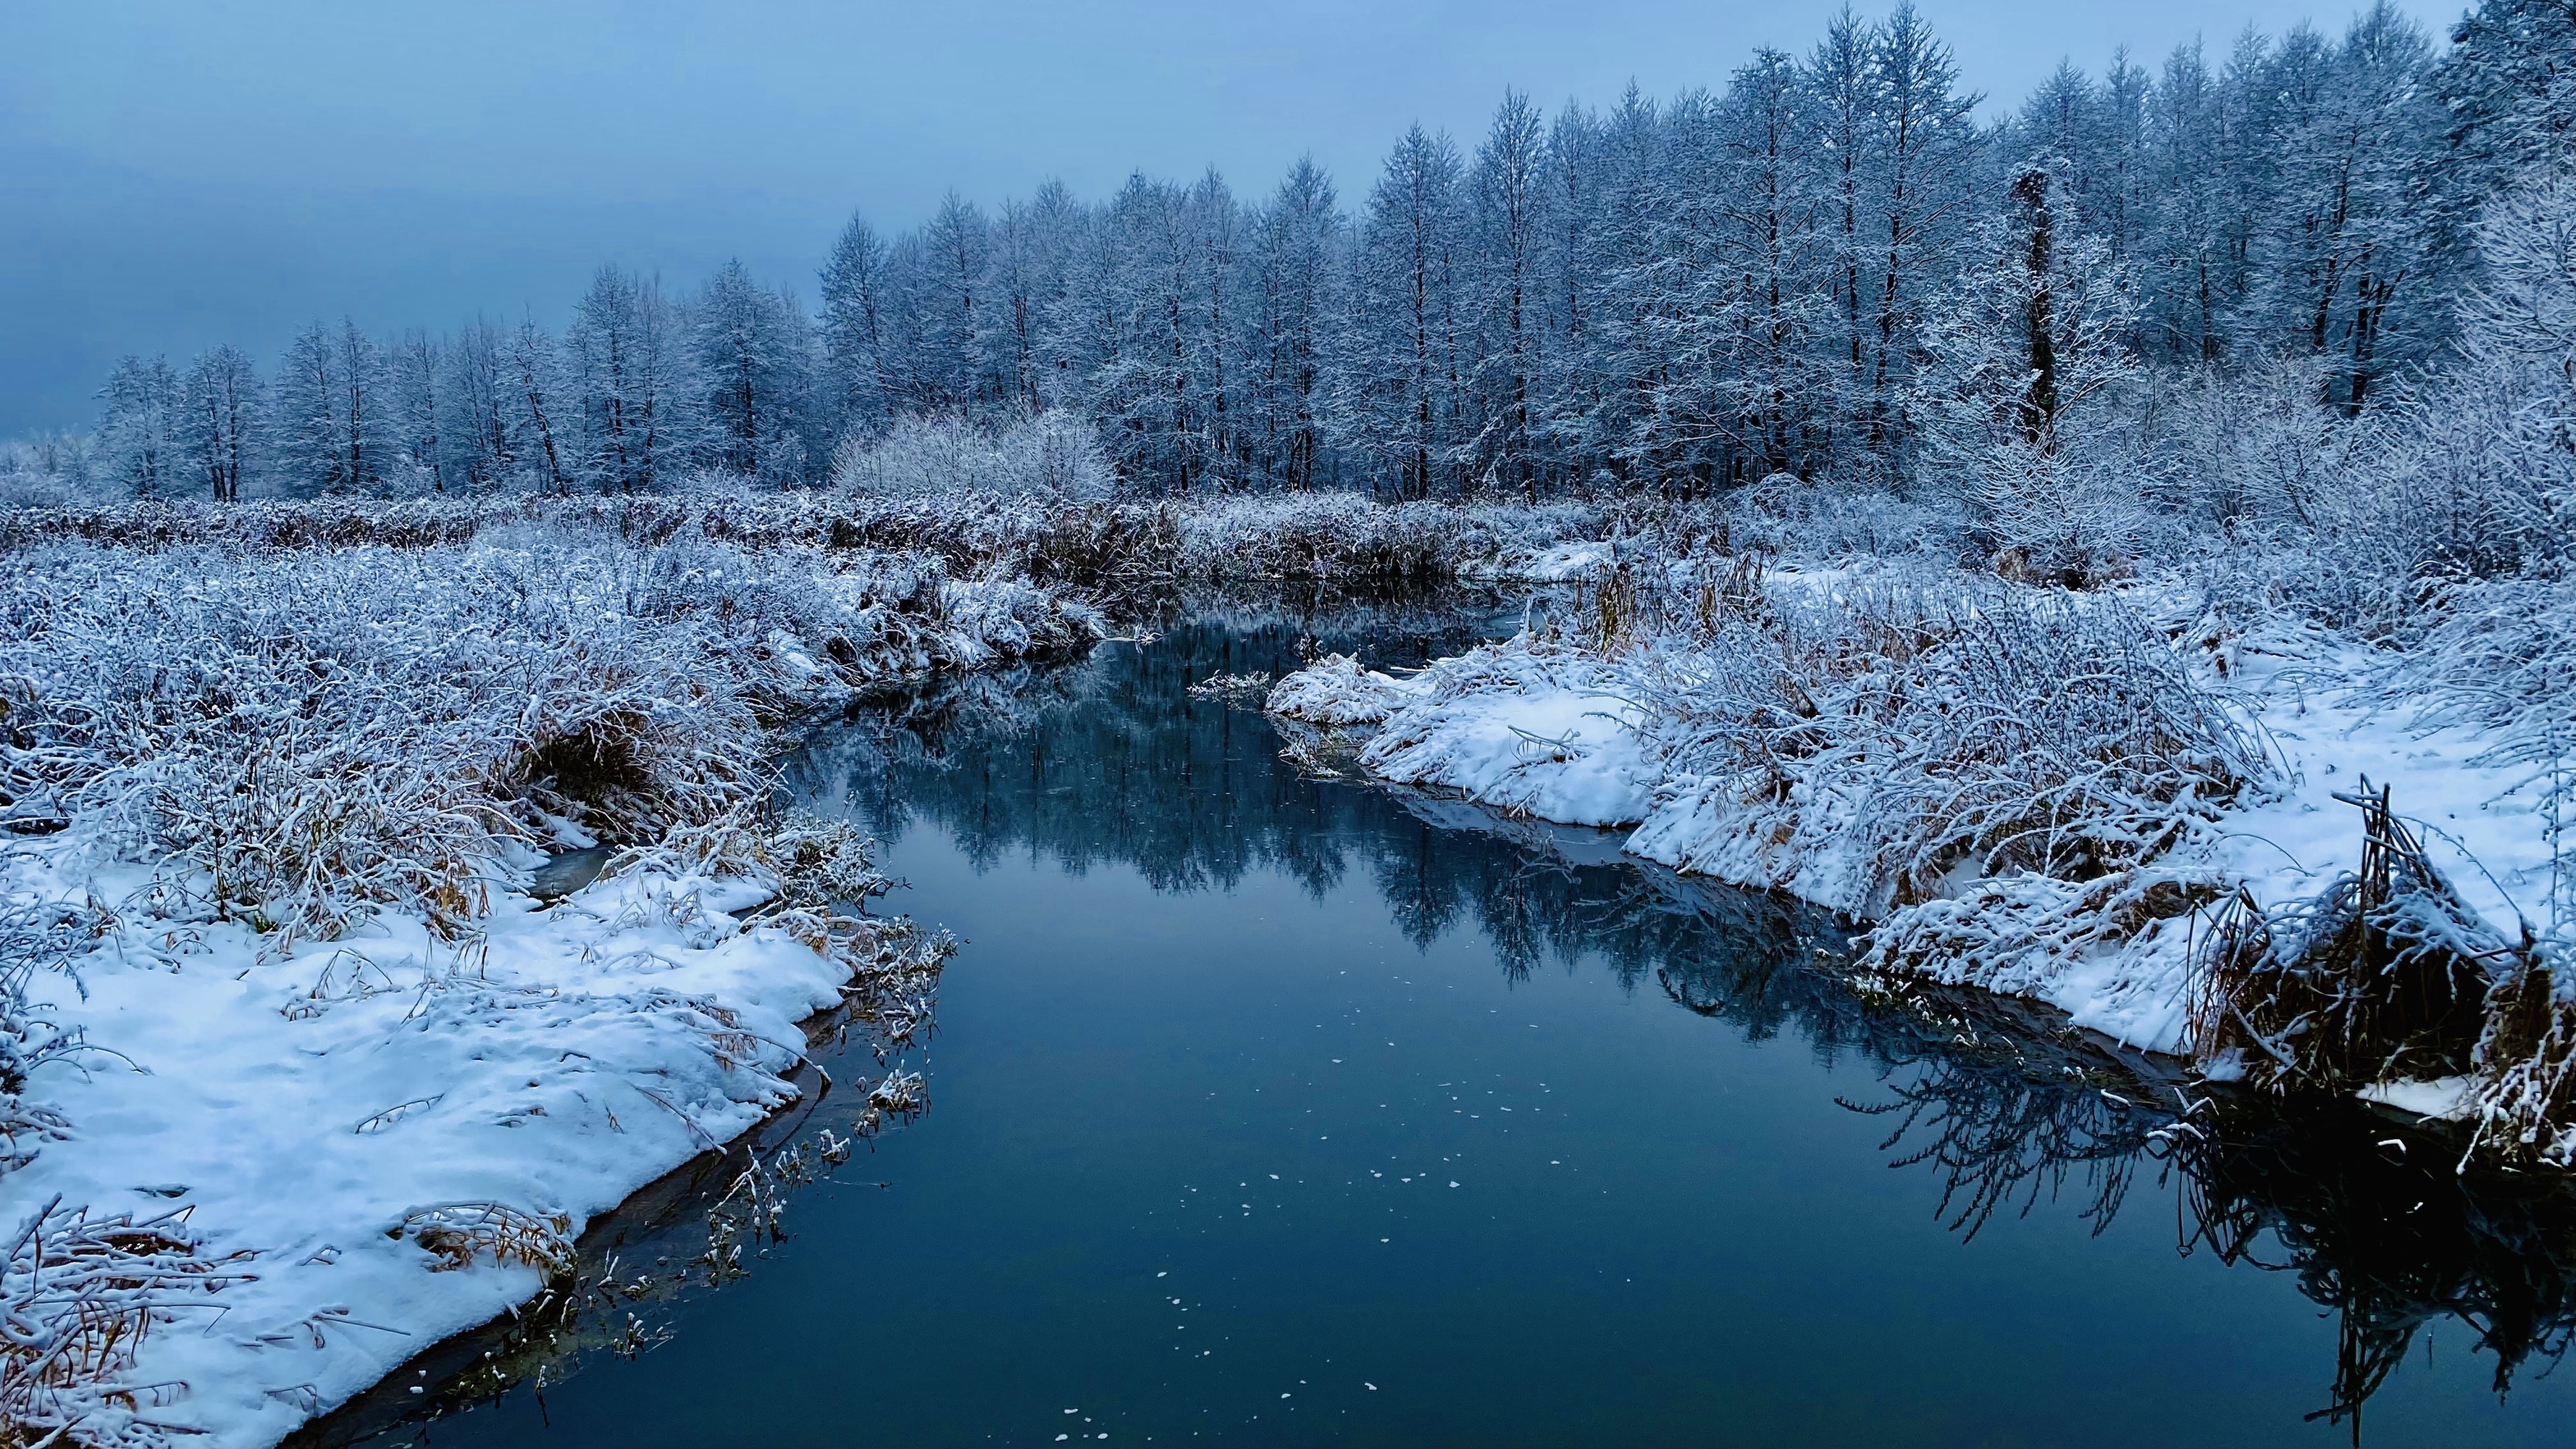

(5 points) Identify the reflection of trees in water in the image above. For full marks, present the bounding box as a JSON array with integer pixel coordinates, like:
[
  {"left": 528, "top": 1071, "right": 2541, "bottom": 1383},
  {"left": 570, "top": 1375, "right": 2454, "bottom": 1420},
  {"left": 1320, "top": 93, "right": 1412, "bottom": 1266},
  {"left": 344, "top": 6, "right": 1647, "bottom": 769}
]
[
  {"left": 787, "top": 606, "right": 2576, "bottom": 1428},
  {"left": 2165, "top": 1097, "right": 2576, "bottom": 1432},
  {"left": 787, "top": 604, "right": 1516, "bottom": 900}
]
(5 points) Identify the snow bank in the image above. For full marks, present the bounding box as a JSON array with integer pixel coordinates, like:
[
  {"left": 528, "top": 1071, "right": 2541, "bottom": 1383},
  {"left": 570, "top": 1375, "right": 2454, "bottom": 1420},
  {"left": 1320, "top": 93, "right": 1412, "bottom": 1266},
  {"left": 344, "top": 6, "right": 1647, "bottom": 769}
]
[
  {"left": 1460, "top": 539, "right": 1613, "bottom": 583},
  {"left": 1262, "top": 653, "right": 1422, "bottom": 727},
  {"left": 1268, "top": 568, "right": 2559, "bottom": 1068},
  {"left": 1274, "top": 639, "right": 1658, "bottom": 829},
  {"left": 7, "top": 849, "right": 827, "bottom": 1443},
  {"left": 0, "top": 530, "right": 1087, "bottom": 1446}
]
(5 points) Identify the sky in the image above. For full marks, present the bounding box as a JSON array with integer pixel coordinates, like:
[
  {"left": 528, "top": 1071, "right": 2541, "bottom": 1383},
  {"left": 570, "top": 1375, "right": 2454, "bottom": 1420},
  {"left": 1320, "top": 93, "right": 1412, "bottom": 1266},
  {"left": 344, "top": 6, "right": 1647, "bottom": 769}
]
[{"left": 0, "top": 0, "right": 2459, "bottom": 435}]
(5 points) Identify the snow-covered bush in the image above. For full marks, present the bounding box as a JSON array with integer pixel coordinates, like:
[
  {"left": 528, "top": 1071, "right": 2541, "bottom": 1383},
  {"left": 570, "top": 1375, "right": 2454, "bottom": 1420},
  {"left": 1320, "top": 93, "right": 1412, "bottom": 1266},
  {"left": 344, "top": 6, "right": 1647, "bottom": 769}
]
[
  {"left": 2151, "top": 358, "right": 2358, "bottom": 537},
  {"left": 1909, "top": 162, "right": 2147, "bottom": 586},
  {"left": 1173, "top": 492, "right": 1601, "bottom": 581},
  {"left": 832, "top": 408, "right": 1116, "bottom": 502},
  {"left": 2383, "top": 575, "right": 2576, "bottom": 966},
  {"left": 1626, "top": 572, "right": 2267, "bottom": 909},
  {"left": 1265, "top": 653, "right": 1417, "bottom": 727},
  {"left": 0, "top": 489, "right": 1607, "bottom": 597},
  {"left": 0, "top": 894, "right": 104, "bottom": 1177},
  {"left": 1719, "top": 472, "right": 1964, "bottom": 562}
]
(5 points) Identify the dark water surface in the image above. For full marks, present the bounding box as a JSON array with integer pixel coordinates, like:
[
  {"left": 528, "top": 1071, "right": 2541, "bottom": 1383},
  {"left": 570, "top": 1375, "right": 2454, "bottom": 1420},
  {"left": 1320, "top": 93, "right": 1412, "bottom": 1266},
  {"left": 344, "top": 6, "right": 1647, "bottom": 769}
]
[{"left": 337, "top": 602, "right": 2576, "bottom": 1448}]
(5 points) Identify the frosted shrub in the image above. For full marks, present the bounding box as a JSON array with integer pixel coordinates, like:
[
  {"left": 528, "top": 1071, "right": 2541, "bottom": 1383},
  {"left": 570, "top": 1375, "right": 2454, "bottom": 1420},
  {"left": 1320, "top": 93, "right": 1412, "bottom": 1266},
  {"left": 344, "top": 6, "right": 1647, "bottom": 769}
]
[
  {"left": 0, "top": 894, "right": 106, "bottom": 1177},
  {"left": 0, "top": 438, "right": 99, "bottom": 509},
  {"left": 1631, "top": 573, "right": 2267, "bottom": 908},
  {"left": 0, "top": 533, "right": 1098, "bottom": 945},
  {"left": 832, "top": 408, "right": 1116, "bottom": 502},
  {"left": 2154, "top": 359, "right": 2357, "bottom": 535},
  {"left": 1174, "top": 492, "right": 1602, "bottom": 580},
  {"left": 1864, "top": 592, "right": 2267, "bottom": 890},
  {"left": 2386, "top": 575, "right": 2576, "bottom": 965},
  {"left": 1721, "top": 472, "right": 1964, "bottom": 561}
]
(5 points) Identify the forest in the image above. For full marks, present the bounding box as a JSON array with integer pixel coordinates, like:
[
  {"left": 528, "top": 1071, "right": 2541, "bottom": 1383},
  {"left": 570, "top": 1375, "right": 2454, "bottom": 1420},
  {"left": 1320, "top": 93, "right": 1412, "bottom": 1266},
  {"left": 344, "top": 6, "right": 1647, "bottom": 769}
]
[{"left": 6, "top": 0, "right": 2562, "bottom": 526}]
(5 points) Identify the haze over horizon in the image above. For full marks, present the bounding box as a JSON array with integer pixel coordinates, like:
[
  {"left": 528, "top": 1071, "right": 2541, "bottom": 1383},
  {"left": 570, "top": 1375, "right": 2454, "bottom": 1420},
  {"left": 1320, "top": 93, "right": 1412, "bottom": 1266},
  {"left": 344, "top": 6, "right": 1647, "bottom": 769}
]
[{"left": 0, "top": 0, "right": 2458, "bottom": 434}]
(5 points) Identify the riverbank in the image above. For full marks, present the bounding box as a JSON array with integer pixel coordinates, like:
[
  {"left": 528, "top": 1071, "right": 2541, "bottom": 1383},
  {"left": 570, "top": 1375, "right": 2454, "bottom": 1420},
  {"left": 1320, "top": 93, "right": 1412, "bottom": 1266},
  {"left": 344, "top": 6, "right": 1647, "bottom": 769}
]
[
  {"left": 1268, "top": 557, "right": 2570, "bottom": 1161},
  {"left": 0, "top": 527, "right": 1095, "bottom": 1447}
]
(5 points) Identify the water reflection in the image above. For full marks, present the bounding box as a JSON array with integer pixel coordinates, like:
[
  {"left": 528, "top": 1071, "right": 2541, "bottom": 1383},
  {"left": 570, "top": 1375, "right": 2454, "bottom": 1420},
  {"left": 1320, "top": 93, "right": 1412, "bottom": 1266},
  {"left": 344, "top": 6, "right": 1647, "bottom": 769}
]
[
  {"left": 798, "top": 604, "right": 2576, "bottom": 1429},
  {"left": 2173, "top": 1097, "right": 2576, "bottom": 1432}
]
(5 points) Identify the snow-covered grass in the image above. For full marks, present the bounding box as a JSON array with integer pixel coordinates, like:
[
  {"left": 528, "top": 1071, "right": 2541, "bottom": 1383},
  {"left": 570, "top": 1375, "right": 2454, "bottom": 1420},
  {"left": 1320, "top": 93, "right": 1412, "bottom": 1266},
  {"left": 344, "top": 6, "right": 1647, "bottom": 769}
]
[
  {"left": 1268, "top": 551, "right": 2575, "bottom": 1161},
  {"left": 1168, "top": 492, "right": 1602, "bottom": 582},
  {"left": 1282, "top": 559, "right": 2264, "bottom": 911},
  {"left": 0, "top": 488, "right": 1608, "bottom": 595},
  {"left": 0, "top": 527, "right": 1094, "bottom": 1448},
  {"left": 0, "top": 536, "right": 1095, "bottom": 941}
]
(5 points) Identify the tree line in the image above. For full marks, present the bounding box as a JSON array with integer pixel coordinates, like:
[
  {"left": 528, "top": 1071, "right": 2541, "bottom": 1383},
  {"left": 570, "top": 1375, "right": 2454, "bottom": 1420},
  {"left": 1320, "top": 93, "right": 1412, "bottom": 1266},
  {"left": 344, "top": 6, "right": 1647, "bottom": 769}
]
[{"left": 55, "top": 0, "right": 2575, "bottom": 504}]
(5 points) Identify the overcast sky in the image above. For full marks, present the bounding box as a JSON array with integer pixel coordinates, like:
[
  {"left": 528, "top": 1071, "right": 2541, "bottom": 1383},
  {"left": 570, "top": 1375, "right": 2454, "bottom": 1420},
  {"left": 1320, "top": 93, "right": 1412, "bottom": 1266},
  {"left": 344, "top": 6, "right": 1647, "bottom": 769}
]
[{"left": 0, "top": 0, "right": 2457, "bottom": 434}]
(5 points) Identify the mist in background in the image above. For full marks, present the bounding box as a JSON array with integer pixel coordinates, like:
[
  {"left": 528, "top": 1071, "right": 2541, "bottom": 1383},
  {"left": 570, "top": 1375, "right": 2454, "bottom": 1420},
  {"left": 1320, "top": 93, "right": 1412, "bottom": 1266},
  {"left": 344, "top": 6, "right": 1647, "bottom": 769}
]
[{"left": 0, "top": 0, "right": 2455, "bottom": 433}]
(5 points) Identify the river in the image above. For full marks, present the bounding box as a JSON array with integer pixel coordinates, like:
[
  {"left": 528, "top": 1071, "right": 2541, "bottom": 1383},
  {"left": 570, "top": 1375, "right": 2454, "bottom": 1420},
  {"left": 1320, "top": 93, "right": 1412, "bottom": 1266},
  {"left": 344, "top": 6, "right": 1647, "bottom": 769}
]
[{"left": 310, "top": 598, "right": 2576, "bottom": 1448}]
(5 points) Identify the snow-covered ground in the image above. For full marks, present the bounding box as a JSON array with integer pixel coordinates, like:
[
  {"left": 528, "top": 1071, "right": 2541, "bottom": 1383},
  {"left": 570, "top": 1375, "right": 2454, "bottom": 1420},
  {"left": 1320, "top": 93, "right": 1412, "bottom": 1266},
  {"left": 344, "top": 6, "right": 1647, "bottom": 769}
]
[
  {"left": 1460, "top": 539, "right": 1615, "bottom": 584},
  {"left": 1303, "top": 645, "right": 1658, "bottom": 829},
  {"left": 1268, "top": 585, "right": 2559, "bottom": 1066},
  {"left": 5, "top": 832, "right": 888, "bottom": 1446}
]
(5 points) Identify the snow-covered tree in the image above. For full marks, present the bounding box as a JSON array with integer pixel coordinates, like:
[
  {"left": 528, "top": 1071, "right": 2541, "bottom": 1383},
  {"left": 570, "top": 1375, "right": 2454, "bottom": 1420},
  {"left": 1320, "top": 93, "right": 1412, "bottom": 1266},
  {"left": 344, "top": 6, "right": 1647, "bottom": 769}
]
[
  {"left": 1913, "top": 161, "right": 2141, "bottom": 578},
  {"left": 567, "top": 266, "right": 684, "bottom": 493},
  {"left": 444, "top": 319, "right": 516, "bottom": 490},
  {"left": 387, "top": 330, "right": 446, "bottom": 493},
  {"left": 268, "top": 320, "right": 385, "bottom": 495},
  {"left": 1240, "top": 158, "right": 1342, "bottom": 490},
  {"left": 1334, "top": 125, "right": 1467, "bottom": 499},
  {"left": 2433, "top": 0, "right": 2576, "bottom": 208},
  {"left": 1464, "top": 91, "right": 1549, "bottom": 498},
  {"left": 506, "top": 316, "right": 572, "bottom": 494},
  {"left": 1864, "top": 4, "right": 1985, "bottom": 456},
  {"left": 43, "top": 2, "right": 2553, "bottom": 512},
  {"left": 916, "top": 193, "right": 992, "bottom": 412},
  {"left": 819, "top": 212, "right": 900, "bottom": 437},
  {"left": 2249, "top": 5, "right": 2446, "bottom": 412},
  {"left": 1806, "top": 7, "right": 1880, "bottom": 456},
  {"left": 179, "top": 343, "right": 259, "bottom": 502},
  {"left": 692, "top": 260, "right": 814, "bottom": 484},
  {"left": 95, "top": 355, "right": 181, "bottom": 498}
]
